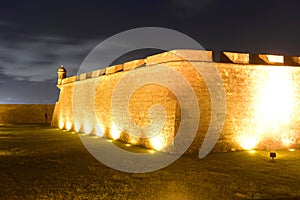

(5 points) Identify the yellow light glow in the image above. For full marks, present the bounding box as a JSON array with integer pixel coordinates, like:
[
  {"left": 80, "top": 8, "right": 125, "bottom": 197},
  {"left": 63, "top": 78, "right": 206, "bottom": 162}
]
[
  {"left": 74, "top": 121, "right": 81, "bottom": 132},
  {"left": 107, "top": 139, "right": 113, "bottom": 143},
  {"left": 255, "top": 70, "right": 294, "bottom": 128},
  {"left": 248, "top": 150, "right": 256, "bottom": 154},
  {"left": 95, "top": 124, "right": 104, "bottom": 137},
  {"left": 110, "top": 123, "right": 121, "bottom": 140},
  {"left": 129, "top": 137, "right": 138, "bottom": 145},
  {"left": 125, "top": 144, "right": 131, "bottom": 147},
  {"left": 236, "top": 69, "right": 297, "bottom": 150},
  {"left": 150, "top": 135, "right": 166, "bottom": 151},
  {"left": 83, "top": 122, "right": 92, "bottom": 134},
  {"left": 237, "top": 135, "right": 259, "bottom": 150},
  {"left": 289, "top": 149, "right": 295, "bottom": 152},
  {"left": 59, "top": 120, "right": 65, "bottom": 129},
  {"left": 66, "top": 121, "right": 72, "bottom": 131},
  {"left": 281, "top": 138, "right": 294, "bottom": 147},
  {"left": 148, "top": 149, "right": 156, "bottom": 154}
]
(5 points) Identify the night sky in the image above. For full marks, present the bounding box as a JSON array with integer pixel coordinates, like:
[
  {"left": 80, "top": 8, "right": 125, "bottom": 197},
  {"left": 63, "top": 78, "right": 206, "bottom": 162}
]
[{"left": 1, "top": 0, "right": 300, "bottom": 104}]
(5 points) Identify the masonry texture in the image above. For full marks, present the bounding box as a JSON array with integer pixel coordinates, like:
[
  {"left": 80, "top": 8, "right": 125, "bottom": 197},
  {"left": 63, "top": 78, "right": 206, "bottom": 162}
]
[
  {"left": 0, "top": 104, "right": 54, "bottom": 124},
  {"left": 52, "top": 49, "right": 300, "bottom": 153}
]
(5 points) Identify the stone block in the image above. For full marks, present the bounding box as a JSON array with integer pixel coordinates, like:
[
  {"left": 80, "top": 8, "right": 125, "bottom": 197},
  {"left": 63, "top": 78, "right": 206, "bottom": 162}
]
[
  {"left": 79, "top": 73, "right": 87, "bottom": 81},
  {"left": 252, "top": 54, "right": 284, "bottom": 65},
  {"left": 220, "top": 52, "right": 249, "bottom": 64},
  {"left": 284, "top": 56, "right": 300, "bottom": 66},
  {"left": 291, "top": 56, "right": 300, "bottom": 65},
  {"left": 123, "top": 59, "right": 145, "bottom": 71},
  {"left": 105, "top": 64, "right": 123, "bottom": 75},
  {"left": 146, "top": 49, "right": 214, "bottom": 65},
  {"left": 62, "top": 76, "right": 77, "bottom": 84},
  {"left": 91, "top": 69, "right": 106, "bottom": 77},
  {"left": 86, "top": 72, "right": 92, "bottom": 79}
]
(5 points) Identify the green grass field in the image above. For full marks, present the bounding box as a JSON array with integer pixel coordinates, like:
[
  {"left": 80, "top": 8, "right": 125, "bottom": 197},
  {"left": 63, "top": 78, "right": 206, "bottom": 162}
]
[{"left": 0, "top": 125, "right": 300, "bottom": 200}]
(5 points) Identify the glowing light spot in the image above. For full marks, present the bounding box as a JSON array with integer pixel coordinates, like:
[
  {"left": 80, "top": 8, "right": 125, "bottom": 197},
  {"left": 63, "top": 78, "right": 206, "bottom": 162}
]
[
  {"left": 74, "top": 121, "right": 81, "bottom": 132},
  {"left": 289, "top": 149, "right": 295, "bottom": 152},
  {"left": 125, "top": 144, "right": 131, "bottom": 147},
  {"left": 148, "top": 149, "right": 156, "bottom": 154},
  {"left": 237, "top": 135, "right": 259, "bottom": 150},
  {"left": 150, "top": 135, "right": 166, "bottom": 151},
  {"left": 129, "top": 137, "right": 138, "bottom": 145},
  {"left": 95, "top": 124, "right": 104, "bottom": 137},
  {"left": 110, "top": 123, "right": 121, "bottom": 140},
  {"left": 59, "top": 120, "right": 65, "bottom": 129},
  {"left": 281, "top": 138, "right": 294, "bottom": 147},
  {"left": 66, "top": 122, "right": 72, "bottom": 131},
  {"left": 84, "top": 122, "right": 92, "bottom": 134},
  {"left": 248, "top": 150, "right": 256, "bottom": 154},
  {"left": 255, "top": 70, "right": 295, "bottom": 128},
  {"left": 107, "top": 139, "right": 113, "bottom": 143}
]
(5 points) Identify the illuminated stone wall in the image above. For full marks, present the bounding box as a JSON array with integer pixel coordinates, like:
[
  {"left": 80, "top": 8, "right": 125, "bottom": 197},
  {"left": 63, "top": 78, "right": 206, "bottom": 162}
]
[
  {"left": 216, "top": 64, "right": 300, "bottom": 152},
  {"left": 0, "top": 104, "right": 54, "bottom": 124},
  {"left": 52, "top": 50, "right": 300, "bottom": 153}
]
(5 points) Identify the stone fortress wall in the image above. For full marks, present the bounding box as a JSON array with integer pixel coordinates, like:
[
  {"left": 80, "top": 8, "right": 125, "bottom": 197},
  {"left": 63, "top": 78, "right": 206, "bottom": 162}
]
[
  {"left": 0, "top": 104, "right": 55, "bottom": 124},
  {"left": 51, "top": 49, "right": 300, "bottom": 153}
]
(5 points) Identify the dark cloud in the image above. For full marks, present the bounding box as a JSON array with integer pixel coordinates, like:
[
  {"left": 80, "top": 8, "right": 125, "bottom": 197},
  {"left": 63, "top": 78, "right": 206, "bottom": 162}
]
[
  {"left": 169, "top": 0, "right": 218, "bottom": 12},
  {"left": 0, "top": 35, "right": 98, "bottom": 81}
]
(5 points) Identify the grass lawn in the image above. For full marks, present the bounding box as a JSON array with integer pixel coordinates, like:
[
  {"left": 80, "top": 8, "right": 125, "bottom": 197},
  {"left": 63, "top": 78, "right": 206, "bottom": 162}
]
[{"left": 0, "top": 124, "right": 300, "bottom": 200}]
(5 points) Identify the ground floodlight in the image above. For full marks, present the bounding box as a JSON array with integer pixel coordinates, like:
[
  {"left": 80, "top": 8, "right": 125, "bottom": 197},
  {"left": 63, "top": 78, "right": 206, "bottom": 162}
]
[{"left": 270, "top": 152, "right": 276, "bottom": 161}]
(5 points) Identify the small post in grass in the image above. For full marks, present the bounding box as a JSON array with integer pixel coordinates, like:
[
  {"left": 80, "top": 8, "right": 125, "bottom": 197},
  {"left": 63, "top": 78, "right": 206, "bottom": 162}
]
[{"left": 270, "top": 152, "right": 276, "bottom": 161}]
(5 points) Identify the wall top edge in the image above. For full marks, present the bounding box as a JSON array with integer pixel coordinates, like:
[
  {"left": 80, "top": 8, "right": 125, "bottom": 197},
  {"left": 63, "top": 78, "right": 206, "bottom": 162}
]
[{"left": 59, "top": 49, "right": 300, "bottom": 84}]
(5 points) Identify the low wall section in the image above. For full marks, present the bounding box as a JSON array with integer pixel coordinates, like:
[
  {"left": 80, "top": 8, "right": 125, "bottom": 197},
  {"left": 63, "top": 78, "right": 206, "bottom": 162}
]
[{"left": 0, "top": 104, "right": 55, "bottom": 124}]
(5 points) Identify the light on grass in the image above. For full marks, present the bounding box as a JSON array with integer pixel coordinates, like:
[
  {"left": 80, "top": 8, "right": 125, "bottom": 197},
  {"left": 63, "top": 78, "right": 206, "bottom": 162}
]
[
  {"left": 150, "top": 135, "right": 166, "bottom": 151},
  {"left": 148, "top": 149, "right": 156, "bottom": 154},
  {"left": 289, "top": 149, "right": 295, "bottom": 152},
  {"left": 237, "top": 135, "right": 259, "bottom": 150},
  {"left": 59, "top": 120, "right": 64, "bottom": 129},
  {"left": 248, "top": 150, "right": 256, "bottom": 154},
  {"left": 129, "top": 137, "right": 138, "bottom": 145},
  {"left": 66, "top": 121, "right": 72, "bottom": 131},
  {"left": 74, "top": 121, "right": 81, "bottom": 132},
  {"left": 125, "top": 144, "right": 131, "bottom": 147},
  {"left": 110, "top": 123, "right": 121, "bottom": 140}
]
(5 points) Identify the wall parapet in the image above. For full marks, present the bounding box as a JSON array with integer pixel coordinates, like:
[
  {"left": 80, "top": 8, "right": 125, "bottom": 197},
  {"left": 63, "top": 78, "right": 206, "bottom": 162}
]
[{"left": 58, "top": 49, "right": 300, "bottom": 85}]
